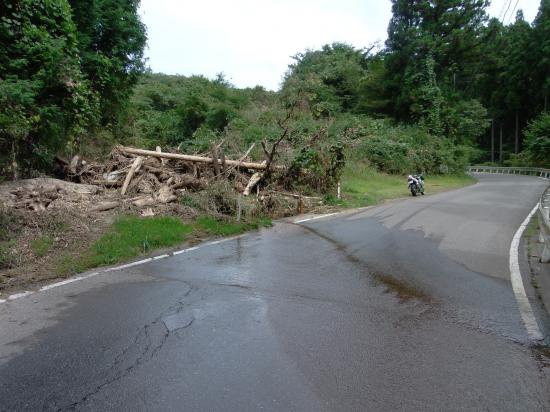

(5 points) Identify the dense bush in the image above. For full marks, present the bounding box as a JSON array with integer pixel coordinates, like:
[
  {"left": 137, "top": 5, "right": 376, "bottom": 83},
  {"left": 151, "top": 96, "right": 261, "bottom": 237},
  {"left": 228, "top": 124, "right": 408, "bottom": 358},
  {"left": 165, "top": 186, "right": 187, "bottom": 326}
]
[
  {"left": 345, "top": 118, "right": 480, "bottom": 174},
  {"left": 521, "top": 112, "right": 550, "bottom": 167}
]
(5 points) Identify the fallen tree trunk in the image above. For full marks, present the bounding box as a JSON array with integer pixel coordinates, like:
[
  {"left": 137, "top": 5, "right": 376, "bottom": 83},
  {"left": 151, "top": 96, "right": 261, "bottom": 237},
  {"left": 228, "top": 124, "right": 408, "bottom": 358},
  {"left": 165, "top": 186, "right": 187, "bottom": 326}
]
[{"left": 118, "top": 146, "right": 280, "bottom": 171}]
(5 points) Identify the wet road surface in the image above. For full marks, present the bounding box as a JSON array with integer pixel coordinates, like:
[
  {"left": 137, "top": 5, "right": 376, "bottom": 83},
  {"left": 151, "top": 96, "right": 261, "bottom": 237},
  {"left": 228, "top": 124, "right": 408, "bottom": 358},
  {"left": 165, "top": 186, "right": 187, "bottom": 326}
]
[{"left": 1, "top": 174, "right": 550, "bottom": 411}]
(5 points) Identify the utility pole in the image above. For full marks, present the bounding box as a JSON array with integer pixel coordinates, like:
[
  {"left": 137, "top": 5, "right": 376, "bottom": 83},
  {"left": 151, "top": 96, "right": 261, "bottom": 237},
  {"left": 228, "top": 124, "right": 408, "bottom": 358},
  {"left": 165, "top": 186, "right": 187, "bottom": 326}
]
[
  {"left": 515, "top": 110, "right": 519, "bottom": 154},
  {"left": 491, "top": 119, "right": 495, "bottom": 163},
  {"left": 499, "top": 123, "right": 503, "bottom": 163}
]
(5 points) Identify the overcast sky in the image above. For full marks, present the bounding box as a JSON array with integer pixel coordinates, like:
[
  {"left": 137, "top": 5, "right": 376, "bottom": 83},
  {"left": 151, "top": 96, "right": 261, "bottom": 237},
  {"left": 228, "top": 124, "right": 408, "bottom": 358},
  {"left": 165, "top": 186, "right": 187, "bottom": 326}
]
[{"left": 139, "top": 0, "right": 542, "bottom": 91}]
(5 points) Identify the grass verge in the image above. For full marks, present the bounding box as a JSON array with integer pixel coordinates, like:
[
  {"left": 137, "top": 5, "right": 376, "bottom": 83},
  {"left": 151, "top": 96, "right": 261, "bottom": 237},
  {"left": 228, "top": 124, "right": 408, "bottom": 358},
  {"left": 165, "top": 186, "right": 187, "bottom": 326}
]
[
  {"left": 55, "top": 214, "right": 272, "bottom": 277},
  {"left": 339, "top": 162, "right": 476, "bottom": 208}
]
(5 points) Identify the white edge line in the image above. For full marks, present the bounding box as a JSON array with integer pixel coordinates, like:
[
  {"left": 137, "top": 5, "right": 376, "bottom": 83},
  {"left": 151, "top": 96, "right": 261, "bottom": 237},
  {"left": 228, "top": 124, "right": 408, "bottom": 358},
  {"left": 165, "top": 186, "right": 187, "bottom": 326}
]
[
  {"left": 104, "top": 258, "right": 153, "bottom": 272},
  {"left": 8, "top": 291, "right": 34, "bottom": 301},
  {"left": 510, "top": 203, "right": 544, "bottom": 342},
  {"left": 153, "top": 254, "right": 169, "bottom": 260},
  {"left": 39, "top": 272, "right": 99, "bottom": 292},
  {"left": 173, "top": 246, "right": 199, "bottom": 255},
  {"left": 295, "top": 213, "right": 339, "bottom": 224}
]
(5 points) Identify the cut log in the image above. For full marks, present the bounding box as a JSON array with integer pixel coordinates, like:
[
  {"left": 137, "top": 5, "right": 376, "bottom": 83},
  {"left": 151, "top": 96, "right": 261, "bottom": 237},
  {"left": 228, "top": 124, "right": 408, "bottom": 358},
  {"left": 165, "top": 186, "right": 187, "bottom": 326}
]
[
  {"left": 243, "top": 171, "right": 264, "bottom": 196},
  {"left": 118, "top": 146, "right": 278, "bottom": 170},
  {"left": 121, "top": 156, "right": 144, "bottom": 195},
  {"left": 90, "top": 201, "right": 120, "bottom": 212}
]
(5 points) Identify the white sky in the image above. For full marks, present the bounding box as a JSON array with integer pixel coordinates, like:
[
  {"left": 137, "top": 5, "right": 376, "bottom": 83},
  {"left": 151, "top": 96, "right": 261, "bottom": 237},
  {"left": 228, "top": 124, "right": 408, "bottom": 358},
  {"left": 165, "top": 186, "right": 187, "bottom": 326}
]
[{"left": 139, "top": 0, "right": 542, "bottom": 91}]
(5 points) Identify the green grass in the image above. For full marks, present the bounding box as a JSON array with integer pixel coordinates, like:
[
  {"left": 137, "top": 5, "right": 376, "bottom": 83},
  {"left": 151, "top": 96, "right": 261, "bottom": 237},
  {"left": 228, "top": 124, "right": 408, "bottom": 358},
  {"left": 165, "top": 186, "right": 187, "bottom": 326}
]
[
  {"left": 31, "top": 236, "right": 54, "bottom": 257},
  {"left": 54, "top": 214, "right": 272, "bottom": 277},
  {"left": 55, "top": 216, "right": 193, "bottom": 276},
  {"left": 340, "top": 162, "right": 475, "bottom": 208},
  {"left": 91, "top": 216, "right": 193, "bottom": 265}
]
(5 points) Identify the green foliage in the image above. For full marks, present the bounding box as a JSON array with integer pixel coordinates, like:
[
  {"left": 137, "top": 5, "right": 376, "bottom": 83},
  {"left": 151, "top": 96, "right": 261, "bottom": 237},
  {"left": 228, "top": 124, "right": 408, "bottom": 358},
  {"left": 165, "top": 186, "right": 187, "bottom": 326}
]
[
  {"left": 344, "top": 118, "right": 480, "bottom": 174},
  {"left": 281, "top": 43, "right": 373, "bottom": 117},
  {"left": 409, "top": 55, "right": 444, "bottom": 135},
  {"left": 128, "top": 73, "right": 275, "bottom": 151},
  {"left": 521, "top": 112, "right": 550, "bottom": 167},
  {"left": 384, "top": 0, "right": 489, "bottom": 120},
  {"left": 0, "top": 0, "right": 97, "bottom": 176},
  {"left": 442, "top": 98, "right": 490, "bottom": 144},
  {"left": 69, "top": 0, "right": 147, "bottom": 125},
  {"left": 0, "top": 0, "right": 146, "bottom": 177}
]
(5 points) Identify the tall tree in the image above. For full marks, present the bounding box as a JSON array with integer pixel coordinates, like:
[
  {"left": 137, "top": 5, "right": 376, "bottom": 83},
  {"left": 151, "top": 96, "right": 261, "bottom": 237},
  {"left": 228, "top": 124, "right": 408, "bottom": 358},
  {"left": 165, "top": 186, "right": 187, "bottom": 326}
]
[
  {"left": 532, "top": 0, "right": 550, "bottom": 112},
  {"left": 69, "top": 0, "right": 147, "bottom": 125},
  {"left": 384, "top": 0, "right": 489, "bottom": 120}
]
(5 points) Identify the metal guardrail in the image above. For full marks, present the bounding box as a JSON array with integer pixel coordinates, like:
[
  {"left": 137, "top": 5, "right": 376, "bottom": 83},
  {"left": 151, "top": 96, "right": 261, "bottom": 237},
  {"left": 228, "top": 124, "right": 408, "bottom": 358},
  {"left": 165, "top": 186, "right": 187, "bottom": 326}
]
[
  {"left": 467, "top": 166, "right": 550, "bottom": 263},
  {"left": 467, "top": 165, "right": 550, "bottom": 178}
]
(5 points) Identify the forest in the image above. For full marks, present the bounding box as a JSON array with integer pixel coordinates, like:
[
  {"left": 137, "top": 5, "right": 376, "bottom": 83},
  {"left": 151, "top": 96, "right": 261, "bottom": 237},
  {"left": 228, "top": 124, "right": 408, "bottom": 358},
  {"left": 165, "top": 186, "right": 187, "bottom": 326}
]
[{"left": 1, "top": 0, "right": 549, "bottom": 183}]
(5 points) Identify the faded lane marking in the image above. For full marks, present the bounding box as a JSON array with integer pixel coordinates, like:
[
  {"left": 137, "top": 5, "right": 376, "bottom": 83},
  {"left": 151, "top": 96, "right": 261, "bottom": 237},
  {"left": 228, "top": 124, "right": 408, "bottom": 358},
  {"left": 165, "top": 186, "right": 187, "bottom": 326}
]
[
  {"left": 295, "top": 213, "right": 339, "bottom": 224},
  {"left": 510, "top": 203, "right": 543, "bottom": 341}
]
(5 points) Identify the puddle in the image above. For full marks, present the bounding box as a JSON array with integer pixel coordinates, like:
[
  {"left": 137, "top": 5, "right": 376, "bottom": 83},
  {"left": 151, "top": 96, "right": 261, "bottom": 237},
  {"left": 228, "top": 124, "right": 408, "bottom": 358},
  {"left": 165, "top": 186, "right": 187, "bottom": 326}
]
[{"left": 371, "top": 271, "right": 431, "bottom": 304}]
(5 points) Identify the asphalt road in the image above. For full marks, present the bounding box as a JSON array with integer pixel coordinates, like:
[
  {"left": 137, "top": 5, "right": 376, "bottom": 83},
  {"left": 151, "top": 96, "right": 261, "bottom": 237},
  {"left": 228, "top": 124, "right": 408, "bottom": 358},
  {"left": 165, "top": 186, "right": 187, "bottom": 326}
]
[{"left": 1, "top": 174, "right": 549, "bottom": 411}]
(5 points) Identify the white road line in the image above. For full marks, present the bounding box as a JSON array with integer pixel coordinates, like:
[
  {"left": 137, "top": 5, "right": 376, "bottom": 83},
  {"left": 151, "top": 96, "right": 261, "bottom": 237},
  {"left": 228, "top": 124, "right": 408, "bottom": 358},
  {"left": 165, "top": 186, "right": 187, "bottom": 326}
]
[
  {"left": 173, "top": 246, "right": 199, "bottom": 255},
  {"left": 39, "top": 272, "right": 99, "bottom": 292},
  {"left": 0, "top": 299, "right": 6, "bottom": 304},
  {"left": 8, "top": 291, "right": 34, "bottom": 300},
  {"left": 295, "top": 213, "right": 339, "bottom": 224},
  {"left": 510, "top": 203, "right": 543, "bottom": 342},
  {"left": 103, "top": 258, "right": 153, "bottom": 272},
  {"left": 153, "top": 254, "right": 169, "bottom": 260}
]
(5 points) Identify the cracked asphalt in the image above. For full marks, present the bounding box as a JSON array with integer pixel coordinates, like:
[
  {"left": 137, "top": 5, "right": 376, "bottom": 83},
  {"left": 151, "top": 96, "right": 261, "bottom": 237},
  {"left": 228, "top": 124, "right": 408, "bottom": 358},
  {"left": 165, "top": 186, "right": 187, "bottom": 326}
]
[{"left": 1, "top": 174, "right": 550, "bottom": 411}]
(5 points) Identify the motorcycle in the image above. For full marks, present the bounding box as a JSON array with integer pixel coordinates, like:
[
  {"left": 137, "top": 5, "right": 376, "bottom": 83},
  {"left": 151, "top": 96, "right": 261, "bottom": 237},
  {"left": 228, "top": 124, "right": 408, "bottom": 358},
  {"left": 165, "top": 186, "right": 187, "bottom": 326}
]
[{"left": 407, "top": 174, "right": 425, "bottom": 196}]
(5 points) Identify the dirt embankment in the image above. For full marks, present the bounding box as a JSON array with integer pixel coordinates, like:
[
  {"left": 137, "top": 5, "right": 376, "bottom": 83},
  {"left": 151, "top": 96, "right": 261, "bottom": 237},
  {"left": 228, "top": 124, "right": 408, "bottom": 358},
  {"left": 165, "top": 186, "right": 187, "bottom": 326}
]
[{"left": 0, "top": 147, "right": 323, "bottom": 295}]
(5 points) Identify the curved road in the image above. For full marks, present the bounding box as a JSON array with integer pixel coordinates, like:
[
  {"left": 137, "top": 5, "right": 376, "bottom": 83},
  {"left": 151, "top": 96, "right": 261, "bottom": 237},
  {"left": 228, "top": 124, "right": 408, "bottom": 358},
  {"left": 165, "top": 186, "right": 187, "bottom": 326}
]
[{"left": 1, "top": 174, "right": 549, "bottom": 411}]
